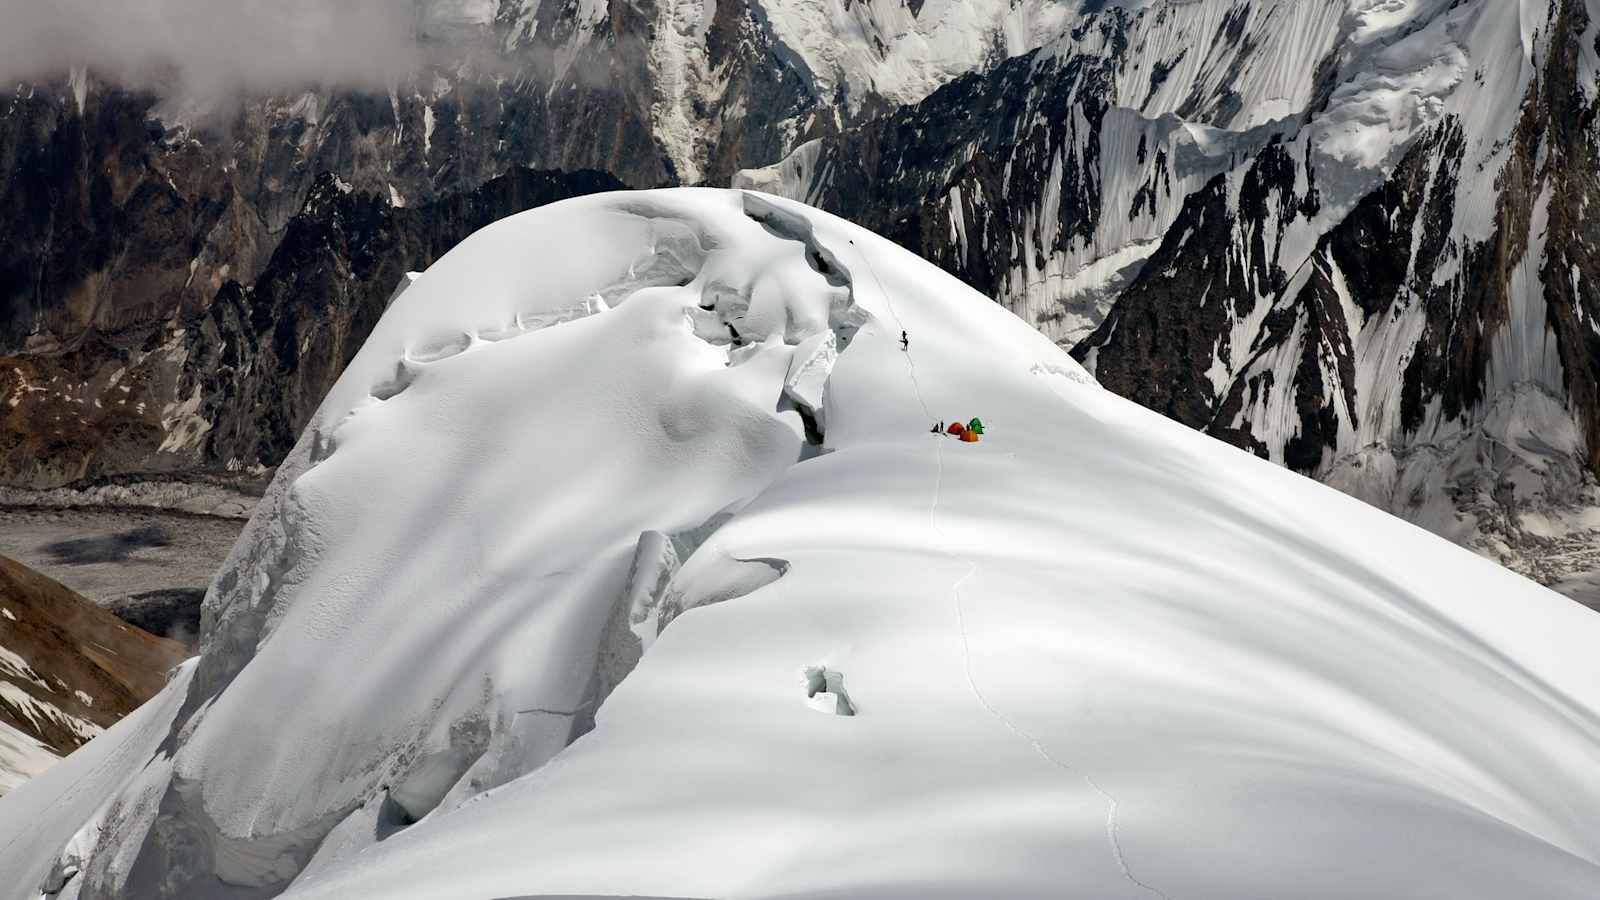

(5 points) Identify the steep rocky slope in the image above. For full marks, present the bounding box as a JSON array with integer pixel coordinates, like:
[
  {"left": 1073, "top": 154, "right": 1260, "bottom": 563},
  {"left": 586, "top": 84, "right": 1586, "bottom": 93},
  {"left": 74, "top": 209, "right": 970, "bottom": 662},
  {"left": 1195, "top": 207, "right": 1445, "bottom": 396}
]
[
  {"left": 1075, "top": 0, "right": 1600, "bottom": 597},
  {"left": 0, "top": 555, "right": 187, "bottom": 793}
]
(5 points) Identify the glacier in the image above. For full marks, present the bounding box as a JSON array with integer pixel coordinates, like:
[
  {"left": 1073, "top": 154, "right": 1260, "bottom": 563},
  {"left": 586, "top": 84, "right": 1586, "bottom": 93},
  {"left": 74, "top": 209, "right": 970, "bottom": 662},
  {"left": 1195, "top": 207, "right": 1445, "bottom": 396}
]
[{"left": 2, "top": 189, "right": 1599, "bottom": 898}]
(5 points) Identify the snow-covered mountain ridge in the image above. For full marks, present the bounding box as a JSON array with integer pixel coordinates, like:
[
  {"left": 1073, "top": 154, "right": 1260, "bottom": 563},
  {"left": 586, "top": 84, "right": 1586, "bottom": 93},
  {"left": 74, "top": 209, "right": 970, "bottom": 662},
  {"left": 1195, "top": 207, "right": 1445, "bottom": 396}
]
[
  {"left": 3, "top": 190, "right": 1599, "bottom": 899},
  {"left": 739, "top": 0, "right": 1600, "bottom": 603}
]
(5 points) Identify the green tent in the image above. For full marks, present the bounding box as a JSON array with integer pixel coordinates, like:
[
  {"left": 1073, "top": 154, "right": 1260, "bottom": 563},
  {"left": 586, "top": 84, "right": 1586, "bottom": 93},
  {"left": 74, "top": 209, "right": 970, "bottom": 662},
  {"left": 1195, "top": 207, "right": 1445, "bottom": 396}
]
[{"left": 968, "top": 417, "right": 985, "bottom": 435}]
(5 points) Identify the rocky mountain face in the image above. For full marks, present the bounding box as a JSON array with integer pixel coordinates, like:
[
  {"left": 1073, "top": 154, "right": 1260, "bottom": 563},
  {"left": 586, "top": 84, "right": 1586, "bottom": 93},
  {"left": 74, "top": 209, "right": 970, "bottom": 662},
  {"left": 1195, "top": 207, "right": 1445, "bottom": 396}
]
[
  {"left": 3, "top": 0, "right": 1599, "bottom": 599},
  {"left": 0, "top": 554, "right": 187, "bottom": 793}
]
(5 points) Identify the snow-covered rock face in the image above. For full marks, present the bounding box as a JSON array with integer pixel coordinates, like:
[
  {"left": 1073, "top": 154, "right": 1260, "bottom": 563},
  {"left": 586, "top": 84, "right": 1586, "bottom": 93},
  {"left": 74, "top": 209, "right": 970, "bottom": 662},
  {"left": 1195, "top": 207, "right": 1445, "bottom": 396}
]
[
  {"left": 1074, "top": 0, "right": 1600, "bottom": 593},
  {"left": 743, "top": 0, "right": 1517, "bottom": 343},
  {"left": 5, "top": 190, "right": 1600, "bottom": 899},
  {"left": 751, "top": 0, "right": 1079, "bottom": 111}
]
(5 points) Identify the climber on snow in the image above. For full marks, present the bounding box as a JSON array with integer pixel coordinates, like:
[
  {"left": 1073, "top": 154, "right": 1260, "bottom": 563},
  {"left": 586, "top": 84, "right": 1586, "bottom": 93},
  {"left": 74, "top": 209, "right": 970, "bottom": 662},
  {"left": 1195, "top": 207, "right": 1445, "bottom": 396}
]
[{"left": 900, "top": 330, "right": 910, "bottom": 351}]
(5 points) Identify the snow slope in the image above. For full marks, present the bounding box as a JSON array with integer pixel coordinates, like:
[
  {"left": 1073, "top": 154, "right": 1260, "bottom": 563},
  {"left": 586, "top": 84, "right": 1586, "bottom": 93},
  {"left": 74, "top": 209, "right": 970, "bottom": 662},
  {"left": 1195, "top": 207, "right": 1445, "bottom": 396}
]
[
  {"left": 0, "top": 720, "right": 55, "bottom": 796},
  {"left": 4, "top": 190, "right": 1600, "bottom": 899}
]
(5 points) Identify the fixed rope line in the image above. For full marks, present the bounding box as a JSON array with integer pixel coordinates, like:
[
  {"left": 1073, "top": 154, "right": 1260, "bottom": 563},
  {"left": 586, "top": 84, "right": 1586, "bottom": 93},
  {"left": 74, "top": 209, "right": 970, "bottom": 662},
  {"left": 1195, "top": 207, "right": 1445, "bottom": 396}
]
[{"left": 846, "top": 238, "right": 1172, "bottom": 900}]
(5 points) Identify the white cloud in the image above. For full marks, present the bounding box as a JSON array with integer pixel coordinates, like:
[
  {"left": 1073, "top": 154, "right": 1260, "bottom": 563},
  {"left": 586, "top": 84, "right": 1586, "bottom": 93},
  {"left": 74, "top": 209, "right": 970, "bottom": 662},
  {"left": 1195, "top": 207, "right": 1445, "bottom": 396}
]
[{"left": 0, "top": 0, "right": 430, "bottom": 105}]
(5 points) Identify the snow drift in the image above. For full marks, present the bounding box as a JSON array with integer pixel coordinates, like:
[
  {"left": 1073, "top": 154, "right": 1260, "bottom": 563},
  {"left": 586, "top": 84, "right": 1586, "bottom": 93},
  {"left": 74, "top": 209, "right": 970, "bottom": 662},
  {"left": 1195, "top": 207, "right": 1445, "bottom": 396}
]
[{"left": 3, "top": 189, "right": 1600, "bottom": 899}]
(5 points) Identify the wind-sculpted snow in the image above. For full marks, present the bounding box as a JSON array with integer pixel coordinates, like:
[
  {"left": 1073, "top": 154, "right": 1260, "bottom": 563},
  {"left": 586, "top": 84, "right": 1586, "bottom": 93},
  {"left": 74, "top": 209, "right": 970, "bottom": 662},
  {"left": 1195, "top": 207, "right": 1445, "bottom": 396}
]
[{"left": 5, "top": 190, "right": 1600, "bottom": 899}]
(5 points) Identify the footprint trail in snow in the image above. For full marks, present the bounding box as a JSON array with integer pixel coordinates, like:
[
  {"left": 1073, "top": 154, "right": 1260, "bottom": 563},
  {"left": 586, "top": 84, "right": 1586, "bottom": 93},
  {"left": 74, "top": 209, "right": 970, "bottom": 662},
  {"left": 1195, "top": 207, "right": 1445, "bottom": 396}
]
[{"left": 850, "top": 237, "right": 1172, "bottom": 900}]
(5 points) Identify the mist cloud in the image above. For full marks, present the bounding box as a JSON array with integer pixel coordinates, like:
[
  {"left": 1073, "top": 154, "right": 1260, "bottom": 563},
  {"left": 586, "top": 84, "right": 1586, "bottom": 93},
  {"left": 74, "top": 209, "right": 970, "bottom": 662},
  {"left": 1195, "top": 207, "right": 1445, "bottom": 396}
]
[{"left": 0, "top": 0, "right": 434, "bottom": 107}]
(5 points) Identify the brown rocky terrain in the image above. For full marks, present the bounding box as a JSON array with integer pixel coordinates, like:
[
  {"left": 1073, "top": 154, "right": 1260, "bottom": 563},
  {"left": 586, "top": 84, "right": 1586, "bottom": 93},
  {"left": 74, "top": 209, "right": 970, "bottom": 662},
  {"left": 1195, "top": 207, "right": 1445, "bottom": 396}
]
[{"left": 0, "top": 554, "right": 187, "bottom": 776}]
